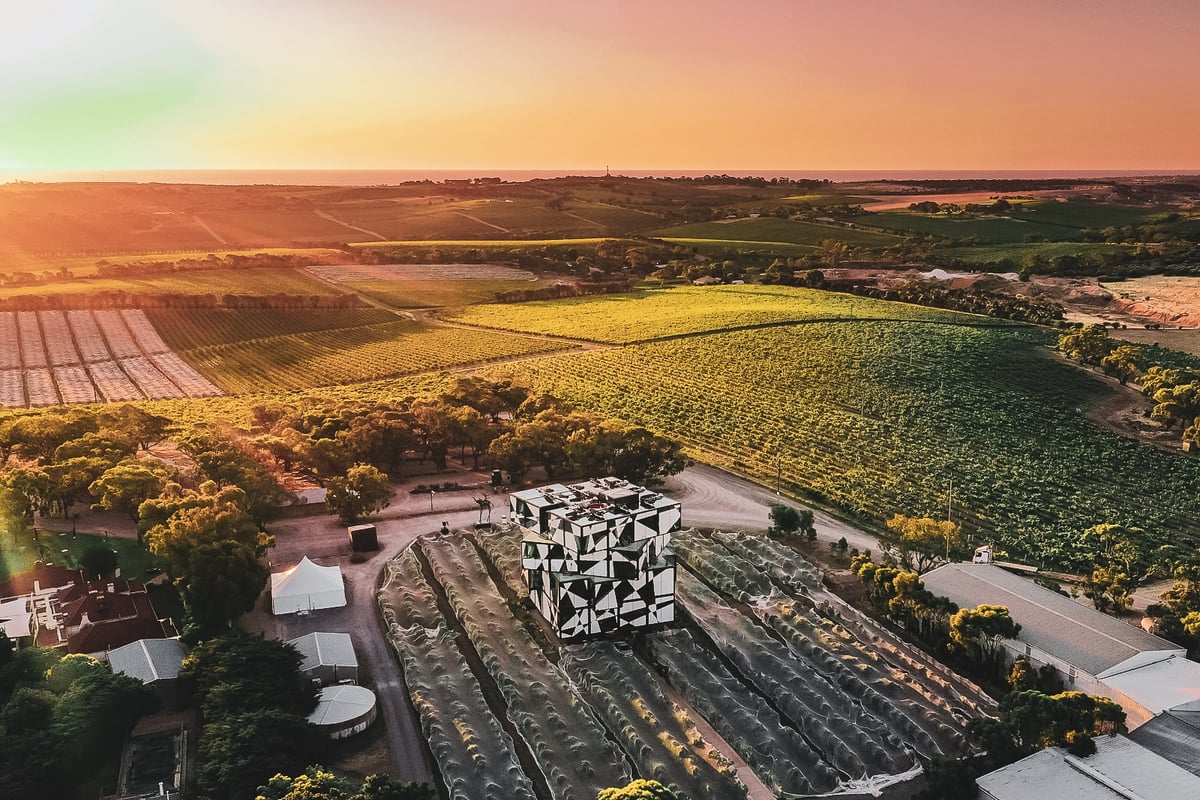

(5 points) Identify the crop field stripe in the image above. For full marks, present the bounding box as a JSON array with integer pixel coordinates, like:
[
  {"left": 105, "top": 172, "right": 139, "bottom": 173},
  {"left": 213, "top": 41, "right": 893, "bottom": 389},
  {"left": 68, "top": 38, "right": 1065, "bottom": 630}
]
[
  {"left": 644, "top": 629, "right": 837, "bottom": 795},
  {"left": 675, "top": 532, "right": 970, "bottom": 760},
  {"left": 560, "top": 643, "right": 749, "bottom": 799},
  {"left": 675, "top": 566, "right": 900, "bottom": 779},
  {"left": 419, "top": 537, "right": 633, "bottom": 799},
  {"left": 393, "top": 548, "right": 544, "bottom": 800}
]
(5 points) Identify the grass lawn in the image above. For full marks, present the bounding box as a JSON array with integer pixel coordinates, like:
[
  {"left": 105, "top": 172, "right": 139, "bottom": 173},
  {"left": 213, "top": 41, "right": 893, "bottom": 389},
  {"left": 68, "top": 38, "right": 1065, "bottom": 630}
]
[{"left": 0, "top": 527, "right": 162, "bottom": 583}]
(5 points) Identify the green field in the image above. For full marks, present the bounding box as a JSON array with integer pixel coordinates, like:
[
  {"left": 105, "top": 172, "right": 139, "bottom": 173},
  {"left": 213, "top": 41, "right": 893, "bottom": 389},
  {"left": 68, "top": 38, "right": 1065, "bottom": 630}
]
[
  {"left": 938, "top": 242, "right": 1136, "bottom": 265},
  {"left": 483, "top": 319, "right": 1200, "bottom": 568},
  {"left": 862, "top": 211, "right": 1072, "bottom": 243},
  {"left": 145, "top": 307, "right": 398, "bottom": 349},
  {"left": 655, "top": 218, "right": 902, "bottom": 248},
  {"left": 345, "top": 279, "right": 542, "bottom": 309},
  {"left": 175, "top": 319, "right": 575, "bottom": 393},
  {"left": 0, "top": 267, "right": 341, "bottom": 302},
  {"left": 445, "top": 285, "right": 989, "bottom": 344},
  {"left": 864, "top": 201, "right": 1164, "bottom": 244}
]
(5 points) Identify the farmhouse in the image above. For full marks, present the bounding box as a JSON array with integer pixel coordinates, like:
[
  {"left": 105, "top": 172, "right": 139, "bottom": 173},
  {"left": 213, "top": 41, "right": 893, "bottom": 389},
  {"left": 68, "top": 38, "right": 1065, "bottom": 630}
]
[
  {"left": 513, "top": 478, "right": 679, "bottom": 639},
  {"left": 975, "top": 734, "right": 1200, "bottom": 800},
  {"left": 922, "top": 563, "right": 1200, "bottom": 728}
]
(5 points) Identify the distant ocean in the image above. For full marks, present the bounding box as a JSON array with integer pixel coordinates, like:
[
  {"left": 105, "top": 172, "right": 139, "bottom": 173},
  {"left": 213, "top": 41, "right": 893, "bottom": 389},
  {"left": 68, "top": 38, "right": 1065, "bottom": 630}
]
[{"left": 3, "top": 168, "right": 1200, "bottom": 186}]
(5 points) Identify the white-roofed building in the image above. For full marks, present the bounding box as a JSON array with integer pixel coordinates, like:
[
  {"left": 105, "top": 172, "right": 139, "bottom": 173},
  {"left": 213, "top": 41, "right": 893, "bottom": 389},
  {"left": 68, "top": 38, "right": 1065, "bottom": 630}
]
[
  {"left": 922, "top": 563, "right": 1200, "bottom": 728},
  {"left": 287, "top": 632, "right": 358, "bottom": 684},
  {"left": 0, "top": 597, "right": 33, "bottom": 645},
  {"left": 270, "top": 557, "right": 346, "bottom": 615},
  {"left": 307, "top": 684, "right": 377, "bottom": 739},
  {"left": 976, "top": 734, "right": 1200, "bottom": 800}
]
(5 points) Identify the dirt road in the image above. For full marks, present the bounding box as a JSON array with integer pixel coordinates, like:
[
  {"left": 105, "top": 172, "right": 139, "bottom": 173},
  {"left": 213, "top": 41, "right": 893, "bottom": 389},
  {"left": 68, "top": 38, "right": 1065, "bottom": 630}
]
[{"left": 663, "top": 462, "right": 882, "bottom": 553}]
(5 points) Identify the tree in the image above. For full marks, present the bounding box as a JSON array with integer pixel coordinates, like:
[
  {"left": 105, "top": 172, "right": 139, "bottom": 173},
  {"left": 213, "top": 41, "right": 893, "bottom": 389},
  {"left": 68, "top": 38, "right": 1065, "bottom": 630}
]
[
  {"left": 769, "top": 503, "right": 801, "bottom": 535},
  {"left": 79, "top": 543, "right": 118, "bottom": 580},
  {"left": 596, "top": 779, "right": 679, "bottom": 800},
  {"left": 949, "top": 604, "right": 1020, "bottom": 670},
  {"left": 144, "top": 495, "right": 272, "bottom": 633},
  {"left": 101, "top": 405, "right": 172, "bottom": 451},
  {"left": 1057, "top": 324, "right": 1114, "bottom": 365},
  {"left": 183, "top": 539, "right": 270, "bottom": 636},
  {"left": 1007, "top": 657, "right": 1038, "bottom": 692},
  {"left": 198, "top": 709, "right": 324, "bottom": 800},
  {"left": 182, "top": 632, "right": 318, "bottom": 719},
  {"left": 797, "top": 508, "right": 816, "bottom": 541},
  {"left": 257, "top": 766, "right": 354, "bottom": 800},
  {"left": 1100, "top": 345, "right": 1141, "bottom": 385},
  {"left": 256, "top": 768, "right": 436, "bottom": 800},
  {"left": 325, "top": 464, "right": 392, "bottom": 525},
  {"left": 884, "top": 514, "right": 967, "bottom": 573},
  {"left": 89, "top": 459, "right": 173, "bottom": 522},
  {"left": 968, "top": 689, "right": 1126, "bottom": 761}
]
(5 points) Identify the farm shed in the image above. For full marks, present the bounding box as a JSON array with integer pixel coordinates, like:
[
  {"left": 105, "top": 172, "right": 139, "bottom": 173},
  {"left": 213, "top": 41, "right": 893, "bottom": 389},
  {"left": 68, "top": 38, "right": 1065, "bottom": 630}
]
[
  {"left": 1128, "top": 698, "right": 1200, "bottom": 777},
  {"left": 922, "top": 563, "right": 1200, "bottom": 728},
  {"left": 307, "top": 684, "right": 377, "bottom": 739},
  {"left": 270, "top": 557, "right": 346, "bottom": 615},
  {"left": 347, "top": 524, "right": 378, "bottom": 552},
  {"left": 107, "top": 637, "right": 187, "bottom": 707},
  {"left": 976, "top": 734, "right": 1200, "bottom": 800},
  {"left": 287, "top": 631, "right": 358, "bottom": 684}
]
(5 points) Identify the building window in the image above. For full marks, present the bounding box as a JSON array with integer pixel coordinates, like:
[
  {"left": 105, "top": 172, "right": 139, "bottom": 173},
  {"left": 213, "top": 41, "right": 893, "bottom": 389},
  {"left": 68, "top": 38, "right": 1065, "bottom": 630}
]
[
  {"left": 529, "top": 571, "right": 543, "bottom": 592},
  {"left": 1068, "top": 666, "right": 1076, "bottom": 684}
]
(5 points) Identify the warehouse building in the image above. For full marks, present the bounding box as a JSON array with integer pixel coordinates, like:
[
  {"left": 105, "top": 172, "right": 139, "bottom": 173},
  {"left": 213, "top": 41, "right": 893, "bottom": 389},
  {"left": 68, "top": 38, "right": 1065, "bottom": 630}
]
[{"left": 922, "top": 563, "right": 1200, "bottom": 728}]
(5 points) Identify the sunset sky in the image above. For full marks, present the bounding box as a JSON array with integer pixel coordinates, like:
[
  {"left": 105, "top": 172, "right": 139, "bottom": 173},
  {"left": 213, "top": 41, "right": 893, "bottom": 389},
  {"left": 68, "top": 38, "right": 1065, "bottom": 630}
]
[{"left": 3, "top": 0, "right": 1199, "bottom": 172}]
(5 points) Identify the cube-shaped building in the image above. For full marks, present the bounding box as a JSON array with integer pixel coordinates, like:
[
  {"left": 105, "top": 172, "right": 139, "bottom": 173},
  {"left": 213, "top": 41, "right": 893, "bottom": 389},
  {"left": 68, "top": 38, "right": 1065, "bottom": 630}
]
[{"left": 513, "top": 478, "right": 679, "bottom": 639}]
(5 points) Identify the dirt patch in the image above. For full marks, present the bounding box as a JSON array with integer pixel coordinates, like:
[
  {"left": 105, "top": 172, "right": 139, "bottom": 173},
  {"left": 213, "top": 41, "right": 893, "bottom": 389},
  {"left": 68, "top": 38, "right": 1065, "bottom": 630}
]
[{"left": 1101, "top": 276, "right": 1200, "bottom": 329}]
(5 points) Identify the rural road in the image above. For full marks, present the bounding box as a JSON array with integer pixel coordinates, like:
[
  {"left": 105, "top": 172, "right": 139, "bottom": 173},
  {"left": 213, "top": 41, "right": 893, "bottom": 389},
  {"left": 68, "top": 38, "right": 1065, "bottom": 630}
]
[{"left": 663, "top": 462, "right": 881, "bottom": 554}]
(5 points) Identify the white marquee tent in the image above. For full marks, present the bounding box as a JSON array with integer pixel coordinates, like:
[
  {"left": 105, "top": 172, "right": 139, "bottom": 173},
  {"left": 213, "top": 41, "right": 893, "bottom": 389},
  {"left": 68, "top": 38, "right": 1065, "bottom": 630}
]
[{"left": 270, "top": 557, "right": 346, "bottom": 615}]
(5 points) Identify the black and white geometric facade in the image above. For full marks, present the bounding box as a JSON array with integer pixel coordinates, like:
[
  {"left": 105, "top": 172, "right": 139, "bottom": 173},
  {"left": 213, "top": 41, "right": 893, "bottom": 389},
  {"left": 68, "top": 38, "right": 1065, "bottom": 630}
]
[{"left": 513, "top": 478, "right": 679, "bottom": 640}]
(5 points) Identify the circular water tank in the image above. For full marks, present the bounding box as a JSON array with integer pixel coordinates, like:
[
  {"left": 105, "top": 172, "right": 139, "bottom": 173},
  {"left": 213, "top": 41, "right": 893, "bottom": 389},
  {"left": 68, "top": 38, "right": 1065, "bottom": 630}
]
[{"left": 307, "top": 684, "right": 377, "bottom": 739}]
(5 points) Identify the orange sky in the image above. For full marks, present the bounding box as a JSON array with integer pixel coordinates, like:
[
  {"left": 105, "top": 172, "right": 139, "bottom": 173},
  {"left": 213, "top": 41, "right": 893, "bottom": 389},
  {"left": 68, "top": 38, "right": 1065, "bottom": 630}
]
[{"left": 2, "top": 0, "right": 1199, "bottom": 171}]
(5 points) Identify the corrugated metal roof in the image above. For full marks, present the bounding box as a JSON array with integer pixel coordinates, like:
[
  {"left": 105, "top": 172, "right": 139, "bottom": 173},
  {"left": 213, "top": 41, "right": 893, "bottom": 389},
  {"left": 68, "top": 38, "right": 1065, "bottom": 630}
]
[
  {"left": 977, "top": 735, "right": 1200, "bottom": 800},
  {"left": 108, "top": 638, "right": 186, "bottom": 683},
  {"left": 1129, "top": 705, "right": 1200, "bottom": 777},
  {"left": 287, "top": 631, "right": 357, "bottom": 670},
  {"left": 922, "top": 564, "right": 1178, "bottom": 675}
]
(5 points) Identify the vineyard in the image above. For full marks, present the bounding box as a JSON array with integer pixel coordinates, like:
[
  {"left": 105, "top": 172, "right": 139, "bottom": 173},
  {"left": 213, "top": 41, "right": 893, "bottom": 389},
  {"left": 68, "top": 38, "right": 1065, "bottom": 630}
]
[
  {"left": 445, "top": 285, "right": 990, "bottom": 345},
  {"left": 170, "top": 318, "right": 575, "bottom": 394},
  {"left": 379, "top": 526, "right": 990, "bottom": 800},
  {"left": 485, "top": 320, "right": 1200, "bottom": 568},
  {"left": 0, "top": 309, "right": 221, "bottom": 407},
  {"left": 144, "top": 308, "right": 398, "bottom": 349}
]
